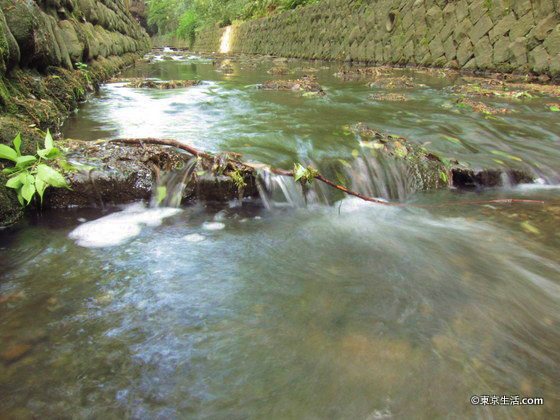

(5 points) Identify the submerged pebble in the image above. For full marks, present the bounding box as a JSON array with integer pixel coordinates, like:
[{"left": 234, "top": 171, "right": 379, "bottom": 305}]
[
  {"left": 69, "top": 203, "right": 181, "bottom": 248},
  {"left": 182, "top": 233, "right": 206, "bottom": 242},
  {"left": 202, "top": 222, "right": 225, "bottom": 231}
]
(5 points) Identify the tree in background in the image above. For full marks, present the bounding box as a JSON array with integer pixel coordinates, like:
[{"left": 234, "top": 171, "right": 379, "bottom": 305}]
[{"left": 146, "top": 0, "right": 319, "bottom": 41}]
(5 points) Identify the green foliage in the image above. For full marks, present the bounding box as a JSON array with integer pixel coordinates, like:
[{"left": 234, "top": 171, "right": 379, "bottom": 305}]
[
  {"left": 147, "top": 0, "right": 322, "bottom": 38},
  {"left": 293, "top": 163, "right": 318, "bottom": 185},
  {"left": 176, "top": 9, "right": 198, "bottom": 42},
  {"left": 229, "top": 169, "right": 247, "bottom": 189},
  {"left": 1, "top": 131, "right": 73, "bottom": 206},
  {"left": 75, "top": 62, "right": 88, "bottom": 70}
]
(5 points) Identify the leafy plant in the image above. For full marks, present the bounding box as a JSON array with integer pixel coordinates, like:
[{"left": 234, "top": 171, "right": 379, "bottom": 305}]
[
  {"left": 293, "top": 163, "right": 318, "bottom": 185},
  {"left": 75, "top": 62, "right": 88, "bottom": 70},
  {"left": 229, "top": 169, "right": 247, "bottom": 189},
  {"left": 0, "top": 131, "right": 73, "bottom": 206}
]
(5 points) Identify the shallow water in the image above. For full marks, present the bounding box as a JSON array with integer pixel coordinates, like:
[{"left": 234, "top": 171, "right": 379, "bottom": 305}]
[{"left": 1, "top": 51, "right": 560, "bottom": 419}]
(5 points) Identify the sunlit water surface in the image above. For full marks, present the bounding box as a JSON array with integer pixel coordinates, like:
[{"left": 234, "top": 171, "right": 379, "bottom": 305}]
[{"left": 1, "top": 51, "right": 560, "bottom": 420}]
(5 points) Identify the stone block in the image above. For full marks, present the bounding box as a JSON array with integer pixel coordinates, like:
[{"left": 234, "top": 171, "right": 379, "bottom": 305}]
[
  {"left": 453, "top": 17, "right": 472, "bottom": 43},
  {"left": 443, "top": 36, "right": 456, "bottom": 59},
  {"left": 474, "top": 35, "right": 492, "bottom": 68},
  {"left": 468, "top": 0, "right": 486, "bottom": 25},
  {"left": 530, "top": 14, "right": 559, "bottom": 41},
  {"left": 470, "top": 14, "right": 493, "bottom": 44},
  {"left": 455, "top": 1, "right": 469, "bottom": 22},
  {"left": 493, "top": 35, "right": 511, "bottom": 63},
  {"left": 509, "top": 36, "right": 528, "bottom": 66},
  {"left": 511, "top": 0, "right": 533, "bottom": 18},
  {"left": 509, "top": 11, "right": 534, "bottom": 39},
  {"left": 529, "top": 44, "right": 550, "bottom": 72},
  {"left": 488, "top": 13, "right": 517, "bottom": 43},
  {"left": 429, "top": 35, "right": 445, "bottom": 58},
  {"left": 426, "top": 5, "right": 443, "bottom": 27},
  {"left": 543, "top": 25, "right": 560, "bottom": 56},
  {"left": 457, "top": 38, "right": 474, "bottom": 66}
]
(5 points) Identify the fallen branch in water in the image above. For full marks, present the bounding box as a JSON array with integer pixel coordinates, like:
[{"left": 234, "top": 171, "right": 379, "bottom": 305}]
[{"left": 109, "top": 138, "right": 560, "bottom": 208}]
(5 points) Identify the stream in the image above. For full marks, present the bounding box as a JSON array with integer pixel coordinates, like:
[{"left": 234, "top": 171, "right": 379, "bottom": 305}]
[{"left": 1, "top": 50, "right": 559, "bottom": 420}]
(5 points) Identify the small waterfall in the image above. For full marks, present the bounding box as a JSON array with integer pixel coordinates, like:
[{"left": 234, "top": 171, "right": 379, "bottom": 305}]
[
  {"left": 257, "top": 152, "right": 414, "bottom": 209},
  {"left": 150, "top": 158, "right": 198, "bottom": 208}
]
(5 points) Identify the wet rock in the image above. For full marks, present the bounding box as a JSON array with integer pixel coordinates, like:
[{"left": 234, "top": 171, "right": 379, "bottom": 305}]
[
  {"left": 267, "top": 66, "right": 291, "bottom": 75},
  {"left": 349, "top": 123, "right": 448, "bottom": 191},
  {"left": 259, "top": 75, "right": 326, "bottom": 96},
  {"left": 369, "top": 93, "right": 408, "bottom": 101},
  {"left": 114, "top": 78, "right": 201, "bottom": 89},
  {"left": 349, "top": 123, "right": 534, "bottom": 190},
  {"left": 0, "top": 343, "right": 32, "bottom": 363},
  {"left": 334, "top": 65, "right": 394, "bottom": 80},
  {"left": 455, "top": 97, "right": 514, "bottom": 114},
  {"left": 44, "top": 139, "right": 259, "bottom": 209}
]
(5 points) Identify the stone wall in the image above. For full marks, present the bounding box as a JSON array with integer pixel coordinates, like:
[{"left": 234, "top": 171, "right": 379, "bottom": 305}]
[
  {"left": 0, "top": 0, "right": 149, "bottom": 72},
  {"left": 0, "top": 0, "right": 150, "bottom": 226},
  {"left": 193, "top": 0, "right": 560, "bottom": 75}
]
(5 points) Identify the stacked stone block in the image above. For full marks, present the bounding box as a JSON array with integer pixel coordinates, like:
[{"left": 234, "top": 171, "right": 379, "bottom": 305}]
[{"left": 193, "top": 0, "right": 560, "bottom": 75}]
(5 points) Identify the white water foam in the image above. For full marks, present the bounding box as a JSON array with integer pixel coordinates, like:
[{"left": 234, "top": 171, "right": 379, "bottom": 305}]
[{"left": 69, "top": 203, "right": 181, "bottom": 248}]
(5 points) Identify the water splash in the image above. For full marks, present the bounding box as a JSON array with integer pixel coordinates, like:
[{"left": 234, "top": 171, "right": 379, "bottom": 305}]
[
  {"left": 151, "top": 158, "right": 198, "bottom": 208},
  {"left": 257, "top": 153, "right": 413, "bottom": 209}
]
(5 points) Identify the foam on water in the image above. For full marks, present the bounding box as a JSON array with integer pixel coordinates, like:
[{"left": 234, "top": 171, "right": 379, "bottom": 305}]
[{"left": 69, "top": 203, "right": 181, "bottom": 248}]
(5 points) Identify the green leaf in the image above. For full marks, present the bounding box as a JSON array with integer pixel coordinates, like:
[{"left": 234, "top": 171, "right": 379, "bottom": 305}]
[
  {"left": 16, "top": 189, "right": 24, "bottom": 206},
  {"left": 550, "top": 106, "right": 560, "bottom": 112},
  {"left": 6, "top": 172, "right": 27, "bottom": 189},
  {"left": 37, "top": 164, "right": 67, "bottom": 188},
  {"left": 293, "top": 163, "right": 307, "bottom": 182},
  {"left": 35, "top": 177, "right": 47, "bottom": 204},
  {"left": 58, "top": 160, "right": 77, "bottom": 172},
  {"left": 520, "top": 221, "right": 540, "bottom": 235},
  {"left": 2, "top": 167, "right": 18, "bottom": 175},
  {"left": 156, "top": 186, "right": 167, "bottom": 205},
  {"left": 0, "top": 144, "right": 18, "bottom": 162},
  {"left": 440, "top": 171, "right": 448, "bottom": 183},
  {"left": 15, "top": 155, "right": 37, "bottom": 168},
  {"left": 44, "top": 147, "right": 62, "bottom": 159},
  {"left": 490, "top": 150, "right": 523, "bottom": 162},
  {"left": 13, "top": 133, "right": 22, "bottom": 156},
  {"left": 21, "top": 183, "right": 35, "bottom": 204},
  {"left": 44, "top": 129, "right": 54, "bottom": 150}
]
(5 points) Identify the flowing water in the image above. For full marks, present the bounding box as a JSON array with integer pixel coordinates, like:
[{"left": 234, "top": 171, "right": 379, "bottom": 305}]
[{"left": 1, "top": 50, "right": 560, "bottom": 420}]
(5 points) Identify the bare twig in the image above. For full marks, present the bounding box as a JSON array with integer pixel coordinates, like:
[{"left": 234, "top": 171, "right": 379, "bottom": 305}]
[{"left": 109, "top": 138, "right": 560, "bottom": 208}]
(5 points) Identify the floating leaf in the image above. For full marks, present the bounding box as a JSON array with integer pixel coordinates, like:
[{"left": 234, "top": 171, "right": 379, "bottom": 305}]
[
  {"left": 520, "top": 221, "right": 540, "bottom": 235},
  {"left": 490, "top": 150, "right": 523, "bottom": 162},
  {"left": 440, "top": 134, "right": 461, "bottom": 144},
  {"left": 0, "top": 144, "right": 18, "bottom": 162}
]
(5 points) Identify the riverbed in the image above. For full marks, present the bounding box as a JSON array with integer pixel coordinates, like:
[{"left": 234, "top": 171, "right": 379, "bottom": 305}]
[{"left": 1, "top": 50, "right": 559, "bottom": 420}]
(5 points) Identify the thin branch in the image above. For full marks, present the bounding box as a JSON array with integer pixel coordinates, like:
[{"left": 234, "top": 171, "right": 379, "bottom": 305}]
[{"left": 109, "top": 138, "right": 560, "bottom": 208}]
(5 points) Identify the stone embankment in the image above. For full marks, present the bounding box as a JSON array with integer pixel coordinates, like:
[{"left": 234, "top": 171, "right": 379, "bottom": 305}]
[
  {"left": 0, "top": 0, "right": 150, "bottom": 225},
  {"left": 193, "top": 0, "right": 560, "bottom": 77}
]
